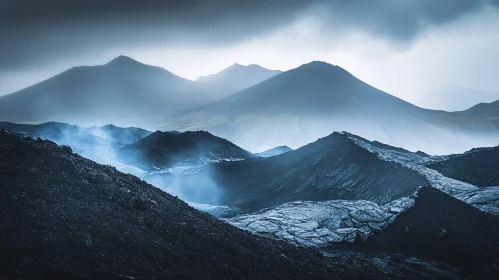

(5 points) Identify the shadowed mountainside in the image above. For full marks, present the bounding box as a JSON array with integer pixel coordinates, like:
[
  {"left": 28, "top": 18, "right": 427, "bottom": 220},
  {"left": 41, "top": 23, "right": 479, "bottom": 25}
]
[
  {"left": 207, "top": 132, "right": 429, "bottom": 213},
  {"left": 0, "top": 56, "right": 210, "bottom": 127},
  {"left": 118, "top": 130, "right": 254, "bottom": 171},
  {"left": 0, "top": 129, "right": 350, "bottom": 280},
  {"left": 162, "top": 61, "right": 499, "bottom": 155},
  {"left": 427, "top": 145, "right": 499, "bottom": 187},
  {"left": 196, "top": 63, "right": 282, "bottom": 101},
  {"left": 360, "top": 186, "right": 499, "bottom": 277}
]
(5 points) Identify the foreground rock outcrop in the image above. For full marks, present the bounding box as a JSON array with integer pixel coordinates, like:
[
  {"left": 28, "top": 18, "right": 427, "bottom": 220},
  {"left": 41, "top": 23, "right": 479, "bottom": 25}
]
[{"left": 0, "top": 130, "right": 341, "bottom": 280}]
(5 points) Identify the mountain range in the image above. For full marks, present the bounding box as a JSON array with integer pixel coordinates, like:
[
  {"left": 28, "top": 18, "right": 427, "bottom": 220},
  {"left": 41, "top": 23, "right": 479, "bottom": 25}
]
[
  {"left": 5, "top": 129, "right": 491, "bottom": 279},
  {"left": 3, "top": 121, "right": 499, "bottom": 278},
  {"left": 161, "top": 61, "right": 499, "bottom": 155},
  {"left": 1, "top": 57, "right": 498, "bottom": 154},
  {"left": 0, "top": 130, "right": 341, "bottom": 279},
  {"left": 0, "top": 56, "right": 280, "bottom": 128}
]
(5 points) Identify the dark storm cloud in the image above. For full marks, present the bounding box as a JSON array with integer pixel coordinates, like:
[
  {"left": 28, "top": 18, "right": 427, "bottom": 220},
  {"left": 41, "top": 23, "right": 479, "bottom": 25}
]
[
  {"left": 312, "top": 0, "right": 489, "bottom": 41},
  {"left": 0, "top": 0, "right": 498, "bottom": 71},
  {"left": 0, "top": 0, "right": 309, "bottom": 70}
]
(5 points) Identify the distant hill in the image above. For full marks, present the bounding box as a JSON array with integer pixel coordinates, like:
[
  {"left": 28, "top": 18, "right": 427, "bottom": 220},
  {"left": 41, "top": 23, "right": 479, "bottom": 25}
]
[
  {"left": 162, "top": 61, "right": 498, "bottom": 155},
  {"left": 0, "top": 56, "right": 211, "bottom": 127},
  {"left": 86, "top": 124, "right": 152, "bottom": 145},
  {"left": 256, "top": 145, "right": 293, "bottom": 157},
  {"left": 427, "top": 145, "right": 499, "bottom": 187},
  {"left": 117, "top": 130, "right": 254, "bottom": 171},
  {"left": 196, "top": 63, "right": 281, "bottom": 100},
  {"left": 461, "top": 99, "right": 499, "bottom": 128},
  {"left": 0, "top": 121, "right": 152, "bottom": 147},
  {"left": 415, "top": 86, "right": 499, "bottom": 111},
  {"left": 0, "top": 121, "right": 115, "bottom": 150},
  {"left": 207, "top": 132, "right": 429, "bottom": 213}
]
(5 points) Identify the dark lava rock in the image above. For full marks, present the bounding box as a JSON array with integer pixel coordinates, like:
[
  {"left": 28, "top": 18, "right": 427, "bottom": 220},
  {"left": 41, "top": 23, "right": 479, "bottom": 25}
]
[
  {"left": 427, "top": 146, "right": 499, "bottom": 187},
  {"left": 361, "top": 186, "right": 499, "bottom": 278},
  {"left": 118, "top": 130, "right": 254, "bottom": 171},
  {"left": 0, "top": 129, "right": 357, "bottom": 280},
  {"left": 208, "top": 132, "right": 429, "bottom": 213}
]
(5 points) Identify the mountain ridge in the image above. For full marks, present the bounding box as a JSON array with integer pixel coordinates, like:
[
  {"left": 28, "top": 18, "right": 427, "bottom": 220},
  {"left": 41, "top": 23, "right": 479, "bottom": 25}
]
[
  {"left": 118, "top": 130, "right": 254, "bottom": 171},
  {"left": 161, "top": 61, "right": 499, "bottom": 155},
  {"left": 207, "top": 131, "right": 429, "bottom": 212},
  {"left": 361, "top": 186, "right": 499, "bottom": 276},
  {"left": 0, "top": 56, "right": 206, "bottom": 127},
  {"left": 195, "top": 63, "right": 282, "bottom": 101}
]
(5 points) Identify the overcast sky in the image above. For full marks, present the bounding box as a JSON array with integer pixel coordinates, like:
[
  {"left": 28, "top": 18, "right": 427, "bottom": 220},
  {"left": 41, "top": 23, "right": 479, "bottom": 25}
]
[{"left": 1, "top": 0, "right": 499, "bottom": 106}]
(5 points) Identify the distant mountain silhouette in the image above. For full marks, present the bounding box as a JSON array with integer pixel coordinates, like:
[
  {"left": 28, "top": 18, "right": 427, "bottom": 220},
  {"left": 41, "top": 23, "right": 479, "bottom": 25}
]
[
  {"left": 427, "top": 145, "right": 499, "bottom": 187},
  {"left": 0, "top": 121, "right": 152, "bottom": 147},
  {"left": 86, "top": 124, "right": 152, "bottom": 145},
  {"left": 118, "top": 130, "right": 254, "bottom": 171},
  {"left": 0, "top": 56, "right": 213, "bottom": 127},
  {"left": 163, "top": 61, "right": 498, "bottom": 155},
  {"left": 207, "top": 132, "right": 429, "bottom": 213},
  {"left": 415, "top": 86, "right": 499, "bottom": 111},
  {"left": 196, "top": 63, "right": 281, "bottom": 100},
  {"left": 0, "top": 121, "right": 115, "bottom": 149},
  {"left": 256, "top": 145, "right": 292, "bottom": 157},
  {"left": 461, "top": 99, "right": 499, "bottom": 127}
]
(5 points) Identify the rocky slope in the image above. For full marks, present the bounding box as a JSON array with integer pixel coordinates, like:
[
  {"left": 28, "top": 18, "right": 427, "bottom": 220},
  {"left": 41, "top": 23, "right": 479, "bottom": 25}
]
[
  {"left": 427, "top": 145, "right": 499, "bottom": 187},
  {"left": 208, "top": 132, "right": 429, "bottom": 213},
  {"left": 0, "top": 130, "right": 482, "bottom": 279},
  {"left": 0, "top": 129, "right": 350, "bottom": 280},
  {"left": 0, "top": 121, "right": 153, "bottom": 178},
  {"left": 360, "top": 186, "right": 499, "bottom": 277},
  {"left": 226, "top": 186, "right": 499, "bottom": 278},
  {"left": 118, "top": 130, "right": 254, "bottom": 171}
]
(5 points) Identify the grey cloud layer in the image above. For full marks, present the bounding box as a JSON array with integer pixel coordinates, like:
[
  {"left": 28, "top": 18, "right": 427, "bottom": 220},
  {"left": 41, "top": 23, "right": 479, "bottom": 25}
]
[{"left": 1, "top": 0, "right": 498, "bottom": 71}]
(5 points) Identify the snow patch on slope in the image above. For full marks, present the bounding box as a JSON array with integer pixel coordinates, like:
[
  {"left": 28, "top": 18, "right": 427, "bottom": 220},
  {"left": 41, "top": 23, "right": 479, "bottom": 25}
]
[
  {"left": 456, "top": 186, "right": 499, "bottom": 215},
  {"left": 225, "top": 195, "right": 415, "bottom": 246},
  {"left": 345, "top": 132, "right": 478, "bottom": 196},
  {"left": 344, "top": 133, "right": 499, "bottom": 215}
]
